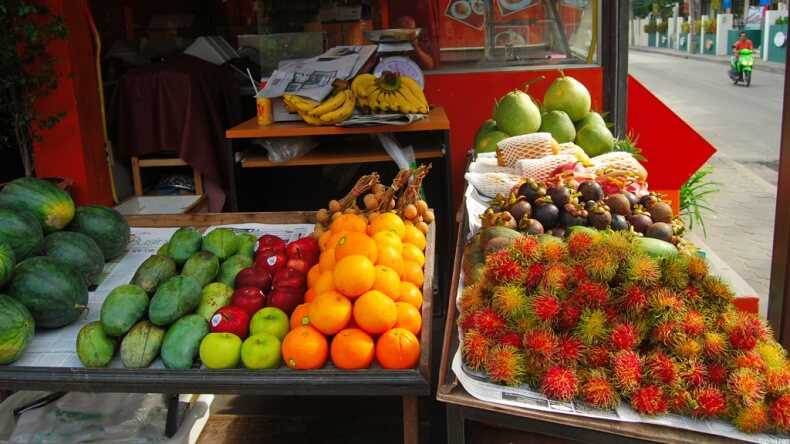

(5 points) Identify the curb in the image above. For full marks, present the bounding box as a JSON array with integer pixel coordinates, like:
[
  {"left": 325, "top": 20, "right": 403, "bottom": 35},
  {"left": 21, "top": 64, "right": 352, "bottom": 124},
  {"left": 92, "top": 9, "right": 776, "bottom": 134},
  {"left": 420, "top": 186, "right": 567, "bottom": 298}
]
[{"left": 630, "top": 46, "right": 785, "bottom": 75}]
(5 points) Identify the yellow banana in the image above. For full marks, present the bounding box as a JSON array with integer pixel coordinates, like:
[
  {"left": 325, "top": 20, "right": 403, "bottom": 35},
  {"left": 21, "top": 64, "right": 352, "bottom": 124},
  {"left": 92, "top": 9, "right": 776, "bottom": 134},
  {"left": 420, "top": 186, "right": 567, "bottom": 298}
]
[
  {"left": 320, "top": 91, "right": 355, "bottom": 123},
  {"left": 283, "top": 94, "right": 319, "bottom": 113},
  {"left": 298, "top": 110, "right": 325, "bottom": 126},
  {"left": 357, "top": 96, "right": 369, "bottom": 109},
  {"left": 393, "top": 90, "right": 418, "bottom": 114},
  {"left": 399, "top": 76, "right": 429, "bottom": 113},
  {"left": 396, "top": 86, "right": 425, "bottom": 114},
  {"left": 310, "top": 89, "right": 347, "bottom": 117},
  {"left": 351, "top": 74, "right": 376, "bottom": 98},
  {"left": 367, "top": 87, "right": 385, "bottom": 111}
]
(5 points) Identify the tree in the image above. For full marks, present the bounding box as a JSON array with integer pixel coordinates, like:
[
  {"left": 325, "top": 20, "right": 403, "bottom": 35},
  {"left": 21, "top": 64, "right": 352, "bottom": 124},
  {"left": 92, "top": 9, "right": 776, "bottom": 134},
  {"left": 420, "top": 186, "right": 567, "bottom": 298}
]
[{"left": 633, "top": 0, "right": 680, "bottom": 18}]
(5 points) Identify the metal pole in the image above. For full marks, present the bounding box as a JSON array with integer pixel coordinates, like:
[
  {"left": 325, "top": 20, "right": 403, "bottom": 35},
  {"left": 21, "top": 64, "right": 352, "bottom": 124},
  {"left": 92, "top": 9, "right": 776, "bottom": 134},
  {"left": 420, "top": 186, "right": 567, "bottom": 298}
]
[{"left": 601, "top": 0, "right": 630, "bottom": 138}]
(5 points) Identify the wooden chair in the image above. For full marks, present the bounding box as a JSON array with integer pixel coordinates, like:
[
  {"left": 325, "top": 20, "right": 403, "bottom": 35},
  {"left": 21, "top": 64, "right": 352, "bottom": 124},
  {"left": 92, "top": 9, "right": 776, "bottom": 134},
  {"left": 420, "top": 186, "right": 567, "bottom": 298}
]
[{"left": 130, "top": 155, "right": 204, "bottom": 196}]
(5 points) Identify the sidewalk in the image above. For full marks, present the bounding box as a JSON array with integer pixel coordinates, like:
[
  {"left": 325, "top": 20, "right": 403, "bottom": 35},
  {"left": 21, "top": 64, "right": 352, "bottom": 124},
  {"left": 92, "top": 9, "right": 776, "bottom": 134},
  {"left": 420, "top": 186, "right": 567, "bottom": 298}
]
[{"left": 631, "top": 45, "right": 785, "bottom": 74}]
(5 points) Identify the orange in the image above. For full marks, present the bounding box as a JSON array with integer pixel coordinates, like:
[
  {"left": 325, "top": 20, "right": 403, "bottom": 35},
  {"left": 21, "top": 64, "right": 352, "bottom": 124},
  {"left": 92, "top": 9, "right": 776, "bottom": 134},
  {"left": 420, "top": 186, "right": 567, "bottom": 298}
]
[
  {"left": 402, "top": 224, "right": 426, "bottom": 251},
  {"left": 333, "top": 255, "right": 375, "bottom": 298},
  {"left": 334, "top": 232, "right": 378, "bottom": 263},
  {"left": 290, "top": 303, "right": 312, "bottom": 330},
  {"left": 376, "top": 245, "right": 404, "bottom": 276},
  {"left": 313, "top": 271, "right": 335, "bottom": 295},
  {"left": 319, "top": 249, "right": 336, "bottom": 272},
  {"left": 376, "top": 328, "right": 420, "bottom": 369},
  {"left": 331, "top": 213, "right": 367, "bottom": 233},
  {"left": 326, "top": 231, "right": 349, "bottom": 251},
  {"left": 372, "top": 231, "right": 403, "bottom": 254},
  {"left": 307, "top": 265, "right": 321, "bottom": 288},
  {"left": 399, "top": 282, "right": 423, "bottom": 309},
  {"left": 394, "top": 302, "right": 422, "bottom": 334},
  {"left": 330, "top": 328, "right": 375, "bottom": 369},
  {"left": 304, "top": 288, "right": 317, "bottom": 303},
  {"left": 367, "top": 212, "right": 406, "bottom": 239},
  {"left": 318, "top": 230, "right": 332, "bottom": 251},
  {"left": 353, "top": 290, "right": 398, "bottom": 334},
  {"left": 402, "top": 244, "right": 425, "bottom": 267},
  {"left": 373, "top": 265, "right": 401, "bottom": 300},
  {"left": 401, "top": 260, "right": 424, "bottom": 287},
  {"left": 282, "top": 326, "right": 328, "bottom": 370},
  {"left": 309, "top": 291, "right": 352, "bottom": 335}
]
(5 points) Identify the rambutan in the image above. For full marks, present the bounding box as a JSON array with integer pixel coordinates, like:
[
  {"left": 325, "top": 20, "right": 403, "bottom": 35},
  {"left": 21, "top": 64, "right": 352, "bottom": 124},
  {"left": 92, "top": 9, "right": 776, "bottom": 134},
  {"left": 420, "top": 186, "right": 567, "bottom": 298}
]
[
  {"left": 728, "top": 368, "right": 766, "bottom": 407},
  {"left": 500, "top": 331, "right": 523, "bottom": 349},
  {"left": 683, "top": 285, "right": 703, "bottom": 306},
  {"left": 556, "top": 335, "right": 585, "bottom": 364},
  {"left": 581, "top": 372, "right": 619, "bottom": 409},
  {"left": 512, "top": 236, "right": 541, "bottom": 264},
  {"left": 600, "top": 231, "right": 634, "bottom": 259},
  {"left": 703, "top": 331, "right": 728, "bottom": 358},
  {"left": 685, "top": 254, "right": 709, "bottom": 281},
  {"left": 765, "top": 367, "right": 790, "bottom": 396},
  {"left": 700, "top": 275, "right": 735, "bottom": 303},
  {"left": 690, "top": 386, "right": 726, "bottom": 418},
  {"left": 681, "top": 360, "right": 708, "bottom": 387},
  {"left": 630, "top": 385, "right": 668, "bottom": 416},
  {"left": 652, "top": 321, "right": 679, "bottom": 347},
  {"left": 575, "top": 308, "right": 609, "bottom": 345},
  {"left": 463, "top": 308, "right": 506, "bottom": 338},
  {"left": 612, "top": 350, "right": 642, "bottom": 394},
  {"left": 525, "top": 263, "right": 545, "bottom": 288},
  {"left": 667, "top": 388, "right": 693, "bottom": 414},
  {"left": 585, "top": 346, "right": 611, "bottom": 368},
  {"left": 459, "top": 284, "right": 486, "bottom": 314},
  {"left": 584, "top": 249, "right": 619, "bottom": 283},
  {"left": 646, "top": 352, "right": 677, "bottom": 386},
  {"left": 491, "top": 285, "right": 528, "bottom": 320},
  {"left": 558, "top": 300, "right": 583, "bottom": 330},
  {"left": 541, "top": 263, "right": 573, "bottom": 293},
  {"left": 729, "top": 324, "right": 760, "bottom": 352},
  {"left": 621, "top": 284, "right": 649, "bottom": 314},
  {"left": 733, "top": 403, "right": 770, "bottom": 434},
  {"left": 567, "top": 230, "right": 598, "bottom": 258},
  {"left": 623, "top": 254, "right": 661, "bottom": 287},
  {"left": 770, "top": 394, "right": 790, "bottom": 433},
  {"left": 522, "top": 328, "right": 558, "bottom": 360},
  {"left": 734, "top": 351, "right": 767, "bottom": 372},
  {"left": 540, "top": 237, "right": 569, "bottom": 263},
  {"left": 648, "top": 288, "right": 686, "bottom": 322},
  {"left": 486, "top": 250, "right": 526, "bottom": 284},
  {"left": 755, "top": 340, "right": 788, "bottom": 372},
  {"left": 673, "top": 336, "right": 703, "bottom": 359},
  {"left": 462, "top": 330, "right": 491, "bottom": 371},
  {"left": 707, "top": 362, "right": 728, "bottom": 386},
  {"left": 530, "top": 292, "right": 561, "bottom": 324},
  {"left": 661, "top": 255, "right": 690, "bottom": 291},
  {"left": 610, "top": 323, "right": 639, "bottom": 351},
  {"left": 682, "top": 310, "right": 706, "bottom": 336},
  {"left": 541, "top": 365, "right": 579, "bottom": 401},
  {"left": 484, "top": 344, "right": 526, "bottom": 386},
  {"left": 572, "top": 264, "right": 588, "bottom": 283},
  {"left": 574, "top": 281, "right": 609, "bottom": 308}
]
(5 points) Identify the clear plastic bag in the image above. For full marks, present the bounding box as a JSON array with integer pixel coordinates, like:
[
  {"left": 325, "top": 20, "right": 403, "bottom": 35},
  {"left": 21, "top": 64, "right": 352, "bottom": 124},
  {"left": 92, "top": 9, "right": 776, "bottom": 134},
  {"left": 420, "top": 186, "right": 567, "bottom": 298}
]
[{"left": 254, "top": 137, "right": 318, "bottom": 163}]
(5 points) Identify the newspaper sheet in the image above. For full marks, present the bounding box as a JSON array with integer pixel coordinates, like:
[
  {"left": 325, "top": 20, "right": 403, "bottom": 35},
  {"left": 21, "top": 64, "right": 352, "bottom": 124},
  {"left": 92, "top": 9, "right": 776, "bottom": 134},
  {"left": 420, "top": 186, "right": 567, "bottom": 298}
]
[
  {"left": 11, "top": 223, "right": 315, "bottom": 369},
  {"left": 338, "top": 113, "right": 427, "bottom": 127}
]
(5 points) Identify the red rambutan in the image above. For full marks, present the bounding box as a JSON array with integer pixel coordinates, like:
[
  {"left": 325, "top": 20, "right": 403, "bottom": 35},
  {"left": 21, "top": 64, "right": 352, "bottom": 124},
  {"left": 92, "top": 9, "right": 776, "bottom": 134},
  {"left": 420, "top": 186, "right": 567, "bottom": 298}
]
[
  {"left": 512, "top": 236, "right": 541, "bottom": 264},
  {"left": 558, "top": 300, "right": 582, "bottom": 330},
  {"left": 581, "top": 372, "right": 619, "bottom": 409},
  {"left": 500, "top": 331, "right": 523, "bottom": 349},
  {"left": 586, "top": 346, "right": 611, "bottom": 368},
  {"left": 584, "top": 249, "right": 619, "bottom": 283},
  {"left": 653, "top": 321, "right": 679, "bottom": 347},
  {"left": 624, "top": 254, "right": 661, "bottom": 287},
  {"left": 462, "top": 330, "right": 491, "bottom": 371},
  {"left": 464, "top": 308, "right": 507, "bottom": 338},
  {"left": 646, "top": 352, "right": 677, "bottom": 386},
  {"left": 648, "top": 288, "right": 685, "bottom": 322},
  {"left": 690, "top": 386, "right": 726, "bottom": 418},
  {"left": 682, "top": 310, "right": 706, "bottom": 336},
  {"left": 621, "top": 284, "right": 649, "bottom": 314},
  {"left": 556, "top": 335, "right": 585, "bottom": 364},
  {"left": 703, "top": 331, "right": 728, "bottom": 358},
  {"left": 531, "top": 292, "right": 561, "bottom": 324},
  {"left": 667, "top": 389, "right": 692, "bottom": 414},
  {"left": 733, "top": 403, "right": 770, "bottom": 434},
  {"left": 459, "top": 284, "right": 486, "bottom": 314},
  {"left": 630, "top": 385, "right": 668, "bottom": 416},
  {"left": 735, "top": 351, "right": 767, "bottom": 372},
  {"left": 572, "top": 264, "right": 588, "bottom": 283},
  {"left": 728, "top": 368, "right": 766, "bottom": 407},
  {"left": 523, "top": 329, "right": 558, "bottom": 360},
  {"left": 612, "top": 350, "right": 642, "bottom": 394},
  {"left": 568, "top": 230, "right": 597, "bottom": 258},
  {"left": 486, "top": 250, "right": 526, "bottom": 284},
  {"left": 707, "top": 362, "right": 728, "bottom": 386},
  {"left": 730, "top": 324, "right": 760, "bottom": 352},
  {"left": 541, "top": 365, "right": 579, "bottom": 401},
  {"left": 525, "top": 263, "right": 545, "bottom": 288},
  {"left": 542, "top": 263, "right": 573, "bottom": 293},
  {"left": 574, "top": 281, "right": 609, "bottom": 308},
  {"left": 491, "top": 285, "right": 527, "bottom": 320},
  {"left": 484, "top": 344, "right": 526, "bottom": 386},
  {"left": 682, "top": 360, "right": 708, "bottom": 387},
  {"left": 685, "top": 254, "right": 708, "bottom": 281},
  {"left": 683, "top": 285, "right": 703, "bottom": 306},
  {"left": 610, "top": 323, "right": 639, "bottom": 351},
  {"left": 540, "top": 237, "right": 569, "bottom": 263},
  {"left": 770, "top": 394, "right": 790, "bottom": 433},
  {"left": 765, "top": 367, "right": 790, "bottom": 396}
]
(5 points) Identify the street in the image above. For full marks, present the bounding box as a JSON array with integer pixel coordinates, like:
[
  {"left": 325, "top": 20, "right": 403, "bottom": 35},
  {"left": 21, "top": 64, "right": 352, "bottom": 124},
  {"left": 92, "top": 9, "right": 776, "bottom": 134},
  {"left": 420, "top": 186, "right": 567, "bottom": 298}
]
[{"left": 629, "top": 50, "right": 783, "bottom": 311}]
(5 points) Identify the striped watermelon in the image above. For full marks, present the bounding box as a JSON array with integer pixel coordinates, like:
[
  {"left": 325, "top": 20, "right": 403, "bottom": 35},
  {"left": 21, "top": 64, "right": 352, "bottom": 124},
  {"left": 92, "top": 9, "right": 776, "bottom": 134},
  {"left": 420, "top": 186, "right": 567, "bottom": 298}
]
[
  {"left": 0, "top": 294, "right": 34, "bottom": 364},
  {"left": 0, "top": 242, "right": 15, "bottom": 288},
  {"left": 0, "top": 177, "right": 75, "bottom": 233}
]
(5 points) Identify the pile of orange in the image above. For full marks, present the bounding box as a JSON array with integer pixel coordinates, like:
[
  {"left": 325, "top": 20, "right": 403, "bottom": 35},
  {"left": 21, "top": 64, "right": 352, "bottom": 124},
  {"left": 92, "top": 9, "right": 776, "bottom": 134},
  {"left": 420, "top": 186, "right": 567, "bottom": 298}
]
[{"left": 282, "top": 212, "right": 427, "bottom": 370}]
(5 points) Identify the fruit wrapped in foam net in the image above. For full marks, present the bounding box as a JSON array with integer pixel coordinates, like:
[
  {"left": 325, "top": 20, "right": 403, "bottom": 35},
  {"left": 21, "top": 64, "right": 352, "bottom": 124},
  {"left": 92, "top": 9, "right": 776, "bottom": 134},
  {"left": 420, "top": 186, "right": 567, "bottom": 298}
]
[
  {"left": 590, "top": 152, "right": 647, "bottom": 181},
  {"left": 465, "top": 172, "right": 522, "bottom": 198},
  {"left": 557, "top": 143, "right": 593, "bottom": 166},
  {"left": 496, "top": 133, "right": 559, "bottom": 167},
  {"left": 469, "top": 156, "right": 516, "bottom": 174},
  {"left": 514, "top": 154, "right": 578, "bottom": 182}
]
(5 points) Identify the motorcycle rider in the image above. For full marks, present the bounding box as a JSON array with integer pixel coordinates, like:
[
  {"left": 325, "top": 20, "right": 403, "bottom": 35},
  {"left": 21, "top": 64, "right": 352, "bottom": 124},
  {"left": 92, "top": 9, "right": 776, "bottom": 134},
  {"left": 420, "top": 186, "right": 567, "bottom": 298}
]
[{"left": 730, "top": 32, "right": 754, "bottom": 77}]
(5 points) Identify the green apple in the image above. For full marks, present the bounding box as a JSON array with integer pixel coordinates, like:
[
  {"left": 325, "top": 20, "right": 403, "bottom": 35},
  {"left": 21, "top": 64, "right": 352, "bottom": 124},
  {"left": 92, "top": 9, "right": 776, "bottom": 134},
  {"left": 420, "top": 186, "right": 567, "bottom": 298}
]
[
  {"left": 249, "top": 307, "right": 289, "bottom": 340},
  {"left": 199, "top": 332, "right": 242, "bottom": 369},
  {"left": 241, "top": 333, "right": 282, "bottom": 369}
]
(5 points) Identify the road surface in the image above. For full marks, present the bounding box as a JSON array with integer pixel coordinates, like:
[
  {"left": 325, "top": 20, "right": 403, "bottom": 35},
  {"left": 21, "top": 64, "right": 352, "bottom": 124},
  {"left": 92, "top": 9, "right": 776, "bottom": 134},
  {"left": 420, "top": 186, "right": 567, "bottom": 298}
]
[{"left": 629, "top": 50, "right": 784, "bottom": 312}]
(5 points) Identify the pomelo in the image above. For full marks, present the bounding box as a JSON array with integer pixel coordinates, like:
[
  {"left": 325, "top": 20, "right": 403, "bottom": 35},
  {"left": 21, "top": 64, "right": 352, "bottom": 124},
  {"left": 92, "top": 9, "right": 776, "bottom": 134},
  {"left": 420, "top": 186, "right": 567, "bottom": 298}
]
[
  {"left": 543, "top": 76, "right": 592, "bottom": 122},
  {"left": 575, "top": 111, "right": 606, "bottom": 131},
  {"left": 575, "top": 124, "right": 614, "bottom": 157},
  {"left": 474, "top": 119, "right": 498, "bottom": 144},
  {"left": 475, "top": 130, "right": 510, "bottom": 153},
  {"left": 493, "top": 90, "right": 542, "bottom": 136},
  {"left": 539, "top": 110, "right": 576, "bottom": 143}
]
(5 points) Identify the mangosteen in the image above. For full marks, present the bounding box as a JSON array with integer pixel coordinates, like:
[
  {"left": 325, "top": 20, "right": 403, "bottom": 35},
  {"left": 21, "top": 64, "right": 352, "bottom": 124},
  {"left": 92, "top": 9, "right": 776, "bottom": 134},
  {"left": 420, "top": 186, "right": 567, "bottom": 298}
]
[
  {"left": 509, "top": 199, "right": 532, "bottom": 222},
  {"left": 560, "top": 203, "right": 588, "bottom": 228},
  {"left": 550, "top": 227, "right": 566, "bottom": 238},
  {"left": 622, "top": 191, "right": 639, "bottom": 208},
  {"left": 578, "top": 181, "right": 604, "bottom": 202},
  {"left": 517, "top": 179, "right": 547, "bottom": 204},
  {"left": 519, "top": 218, "right": 545, "bottom": 235},
  {"left": 532, "top": 196, "right": 559, "bottom": 230},
  {"left": 649, "top": 201, "right": 673, "bottom": 224},
  {"left": 547, "top": 185, "right": 571, "bottom": 208},
  {"left": 500, "top": 211, "right": 517, "bottom": 229},
  {"left": 639, "top": 193, "right": 660, "bottom": 209},
  {"left": 584, "top": 200, "right": 597, "bottom": 212},
  {"left": 605, "top": 193, "right": 632, "bottom": 216},
  {"left": 628, "top": 208, "right": 653, "bottom": 234},
  {"left": 611, "top": 214, "right": 630, "bottom": 231},
  {"left": 645, "top": 222, "right": 674, "bottom": 243},
  {"left": 588, "top": 202, "right": 612, "bottom": 230}
]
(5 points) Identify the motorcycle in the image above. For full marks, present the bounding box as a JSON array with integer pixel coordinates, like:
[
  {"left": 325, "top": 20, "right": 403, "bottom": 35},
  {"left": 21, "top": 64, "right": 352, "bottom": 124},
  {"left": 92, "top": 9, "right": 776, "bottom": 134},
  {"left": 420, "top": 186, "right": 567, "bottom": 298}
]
[{"left": 729, "top": 48, "right": 754, "bottom": 86}]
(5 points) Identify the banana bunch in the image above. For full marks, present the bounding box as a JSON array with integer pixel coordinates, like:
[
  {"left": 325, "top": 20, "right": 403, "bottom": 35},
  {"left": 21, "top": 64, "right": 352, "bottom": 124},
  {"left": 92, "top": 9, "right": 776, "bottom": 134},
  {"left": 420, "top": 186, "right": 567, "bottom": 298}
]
[
  {"left": 283, "top": 88, "right": 356, "bottom": 126},
  {"left": 351, "top": 71, "right": 428, "bottom": 114}
]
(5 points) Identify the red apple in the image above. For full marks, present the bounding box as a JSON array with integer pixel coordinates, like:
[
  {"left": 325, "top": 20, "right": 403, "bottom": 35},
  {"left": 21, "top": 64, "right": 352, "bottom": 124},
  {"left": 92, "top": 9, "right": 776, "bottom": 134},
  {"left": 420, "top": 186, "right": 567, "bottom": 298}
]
[
  {"left": 268, "top": 287, "right": 303, "bottom": 314},
  {"left": 231, "top": 287, "right": 266, "bottom": 317},
  {"left": 272, "top": 267, "right": 306, "bottom": 291},
  {"left": 257, "top": 235, "right": 286, "bottom": 255},
  {"left": 286, "top": 236, "right": 320, "bottom": 266},
  {"left": 255, "top": 249, "right": 287, "bottom": 273},
  {"left": 286, "top": 258, "right": 310, "bottom": 274},
  {"left": 235, "top": 267, "right": 272, "bottom": 291},
  {"left": 210, "top": 306, "right": 250, "bottom": 338}
]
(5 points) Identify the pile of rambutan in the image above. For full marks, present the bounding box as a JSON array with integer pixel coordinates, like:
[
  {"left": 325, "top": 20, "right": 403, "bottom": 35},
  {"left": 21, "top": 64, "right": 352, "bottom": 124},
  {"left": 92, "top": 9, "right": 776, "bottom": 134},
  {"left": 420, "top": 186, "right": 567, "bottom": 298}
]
[{"left": 459, "top": 228, "right": 790, "bottom": 435}]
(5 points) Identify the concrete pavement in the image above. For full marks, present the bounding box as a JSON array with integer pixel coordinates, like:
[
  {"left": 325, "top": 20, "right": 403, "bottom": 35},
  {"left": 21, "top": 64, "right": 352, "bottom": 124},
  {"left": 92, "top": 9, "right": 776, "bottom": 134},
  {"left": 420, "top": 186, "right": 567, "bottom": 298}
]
[{"left": 631, "top": 45, "right": 786, "bottom": 74}]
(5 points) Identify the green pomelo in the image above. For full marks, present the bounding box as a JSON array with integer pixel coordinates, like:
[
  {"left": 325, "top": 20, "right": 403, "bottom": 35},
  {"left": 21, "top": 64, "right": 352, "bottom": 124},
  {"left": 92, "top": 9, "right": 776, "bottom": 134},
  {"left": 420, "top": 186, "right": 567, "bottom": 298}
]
[
  {"left": 493, "top": 90, "right": 542, "bottom": 136},
  {"left": 539, "top": 111, "right": 576, "bottom": 143},
  {"left": 575, "top": 124, "right": 615, "bottom": 157},
  {"left": 475, "top": 130, "right": 510, "bottom": 153},
  {"left": 474, "top": 119, "right": 498, "bottom": 146},
  {"left": 575, "top": 111, "right": 606, "bottom": 131},
  {"left": 543, "top": 76, "right": 592, "bottom": 122}
]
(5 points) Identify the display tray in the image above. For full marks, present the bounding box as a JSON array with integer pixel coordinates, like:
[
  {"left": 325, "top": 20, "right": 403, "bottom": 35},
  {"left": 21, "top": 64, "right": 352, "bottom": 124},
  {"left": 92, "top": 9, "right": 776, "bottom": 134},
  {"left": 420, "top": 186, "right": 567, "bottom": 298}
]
[{"left": 0, "top": 212, "right": 434, "bottom": 396}]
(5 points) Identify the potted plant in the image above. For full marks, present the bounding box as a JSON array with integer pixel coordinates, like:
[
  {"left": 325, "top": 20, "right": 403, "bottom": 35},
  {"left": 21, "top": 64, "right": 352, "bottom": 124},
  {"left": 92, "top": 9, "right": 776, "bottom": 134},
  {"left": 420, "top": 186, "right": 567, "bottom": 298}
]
[
  {"left": 0, "top": 1, "right": 67, "bottom": 180},
  {"left": 657, "top": 21, "right": 669, "bottom": 48},
  {"left": 703, "top": 18, "right": 717, "bottom": 55},
  {"left": 645, "top": 19, "right": 658, "bottom": 47},
  {"left": 680, "top": 21, "right": 690, "bottom": 50}
]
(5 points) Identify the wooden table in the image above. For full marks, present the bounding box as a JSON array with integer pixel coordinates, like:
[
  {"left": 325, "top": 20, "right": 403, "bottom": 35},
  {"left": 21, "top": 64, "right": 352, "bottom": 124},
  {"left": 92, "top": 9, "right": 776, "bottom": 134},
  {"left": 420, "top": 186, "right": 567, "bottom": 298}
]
[{"left": 0, "top": 212, "right": 436, "bottom": 444}]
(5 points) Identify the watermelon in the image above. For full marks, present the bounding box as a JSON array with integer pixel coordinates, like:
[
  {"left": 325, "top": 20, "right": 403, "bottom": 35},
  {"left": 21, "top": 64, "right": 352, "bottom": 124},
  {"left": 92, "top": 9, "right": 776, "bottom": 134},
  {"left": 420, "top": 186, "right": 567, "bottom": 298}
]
[
  {"left": 42, "top": 231, "right": 105, "bottom": 286},
  {"left": 0, "top": 208, "right": 43, "bottom": 260},
  {"left": 69, "top": 205, "right": 130, "bottom": 260},
  {"left": 0, "top": 177, "right": 75, "bottom": 233},
  {"left": 0, "top": 294, "right": 34, "bottom": 364},
  {"left": 9, "top": 257, "right": 88, "bottom": 328},
  {"left": 0, "top": 242, "right": 15, "bottom": 288}
]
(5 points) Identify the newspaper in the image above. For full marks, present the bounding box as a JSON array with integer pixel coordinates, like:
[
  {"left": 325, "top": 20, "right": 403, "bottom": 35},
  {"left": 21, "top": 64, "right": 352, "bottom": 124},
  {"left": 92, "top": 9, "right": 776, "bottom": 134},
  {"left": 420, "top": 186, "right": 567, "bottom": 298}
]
[
  {"left": 262, "top": 45, "right": 376, "bottom": 102},
  {"left": 11, "top": 223, "right": 315, "bottom": 369},
  {"left": 338, "top": 113, "right": 427, "bottom": 127}
]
